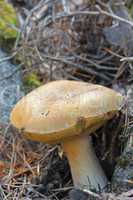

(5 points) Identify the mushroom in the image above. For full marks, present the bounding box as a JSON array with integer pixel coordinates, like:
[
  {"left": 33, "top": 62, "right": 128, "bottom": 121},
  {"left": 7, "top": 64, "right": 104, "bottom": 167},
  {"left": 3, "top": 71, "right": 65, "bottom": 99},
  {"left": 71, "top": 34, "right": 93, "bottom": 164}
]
[{"left": 10, "top": 80, "right": 124, "bottom": 191}]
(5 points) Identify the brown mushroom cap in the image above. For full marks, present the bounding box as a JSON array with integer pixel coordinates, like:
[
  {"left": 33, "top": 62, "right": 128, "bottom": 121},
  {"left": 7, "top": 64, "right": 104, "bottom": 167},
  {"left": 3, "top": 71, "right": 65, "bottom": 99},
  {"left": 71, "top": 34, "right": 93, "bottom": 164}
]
[{"left": 10, "top": 80, "right": 124, "bottom": 143}]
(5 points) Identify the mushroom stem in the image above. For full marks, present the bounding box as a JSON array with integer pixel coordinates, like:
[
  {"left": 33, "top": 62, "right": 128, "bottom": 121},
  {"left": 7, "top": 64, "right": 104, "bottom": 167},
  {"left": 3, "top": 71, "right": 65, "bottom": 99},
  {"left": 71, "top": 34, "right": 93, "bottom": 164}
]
[{"left": 62, "top": 134, "right": 108, "bottom": 191}]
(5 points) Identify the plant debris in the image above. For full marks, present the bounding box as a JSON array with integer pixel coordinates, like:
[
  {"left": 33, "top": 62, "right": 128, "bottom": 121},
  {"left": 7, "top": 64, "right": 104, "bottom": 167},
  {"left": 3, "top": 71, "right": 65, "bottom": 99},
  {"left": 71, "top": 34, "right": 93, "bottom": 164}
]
[{"left": 13, "top": 0, "right": 132, "bottom": 87}]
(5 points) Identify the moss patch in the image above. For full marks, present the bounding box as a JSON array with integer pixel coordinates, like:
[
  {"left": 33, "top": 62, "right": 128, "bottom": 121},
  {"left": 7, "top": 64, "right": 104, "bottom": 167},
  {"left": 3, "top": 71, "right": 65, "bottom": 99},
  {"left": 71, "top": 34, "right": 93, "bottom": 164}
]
[
  {"left": 23, "top": 72, "right": 42, "bottom": 88},
  {"left": 117, "top": 156, "right": 129, "bottom": 169},
  {"left": 0, "top": 0, "right": 17, "bottom": 40}
]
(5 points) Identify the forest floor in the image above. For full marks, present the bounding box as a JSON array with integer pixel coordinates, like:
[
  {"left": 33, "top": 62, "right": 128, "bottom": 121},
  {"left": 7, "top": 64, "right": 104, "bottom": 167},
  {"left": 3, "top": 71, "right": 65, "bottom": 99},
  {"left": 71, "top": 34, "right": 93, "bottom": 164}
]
[{"left": 0, "top": 0, "right": 133, "bottom": 199}]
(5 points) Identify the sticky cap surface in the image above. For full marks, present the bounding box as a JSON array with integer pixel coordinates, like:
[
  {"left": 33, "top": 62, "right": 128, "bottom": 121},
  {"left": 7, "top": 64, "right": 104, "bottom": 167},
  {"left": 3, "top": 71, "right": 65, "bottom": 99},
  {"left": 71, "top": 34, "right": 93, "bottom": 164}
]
[{"left": 10, "top": 80, "right": 124, "bottom": 143}]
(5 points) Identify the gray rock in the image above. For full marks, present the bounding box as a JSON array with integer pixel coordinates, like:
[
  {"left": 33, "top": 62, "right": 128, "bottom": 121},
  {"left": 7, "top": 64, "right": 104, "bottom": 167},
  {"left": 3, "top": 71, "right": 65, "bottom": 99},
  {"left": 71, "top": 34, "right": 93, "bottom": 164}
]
[
  {"left": 103, "top": 3, "right": 133, "bottom": 56},
  {"left": 112, "top": 140, "right": 133, "bottom": 193},
  {"left": 0, "top": 49, "right": 23, "bottom": 124}
]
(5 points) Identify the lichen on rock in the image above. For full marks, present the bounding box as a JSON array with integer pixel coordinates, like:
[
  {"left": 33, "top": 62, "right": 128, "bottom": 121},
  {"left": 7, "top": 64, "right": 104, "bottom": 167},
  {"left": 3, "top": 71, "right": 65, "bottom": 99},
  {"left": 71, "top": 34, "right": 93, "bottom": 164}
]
[{"left": 0, "top": 49, "right": 23, "bottom": 124}]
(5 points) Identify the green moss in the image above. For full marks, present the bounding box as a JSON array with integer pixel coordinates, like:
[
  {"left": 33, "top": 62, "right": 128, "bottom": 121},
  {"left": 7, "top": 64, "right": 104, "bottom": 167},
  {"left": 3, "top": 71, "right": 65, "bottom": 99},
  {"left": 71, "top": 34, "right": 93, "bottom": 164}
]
[
  {"left": 117, "top": 156, "right": 129, "bottom": 169},
  {"left": 24, "top": 73, "right": 42, "bottom": 88},
  {"left": 0, "top": 1, "right": 17, "bottom": 40},
  {"left": 127, "top": 2, "right": 133, "bottom": 18}
]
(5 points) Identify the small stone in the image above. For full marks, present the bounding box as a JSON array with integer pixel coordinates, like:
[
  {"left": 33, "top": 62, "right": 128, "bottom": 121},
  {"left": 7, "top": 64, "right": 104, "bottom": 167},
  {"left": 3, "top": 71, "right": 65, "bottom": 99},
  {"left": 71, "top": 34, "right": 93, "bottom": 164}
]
[{"left": 69, "top": 189, "right": 88, "bottom": 200}]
